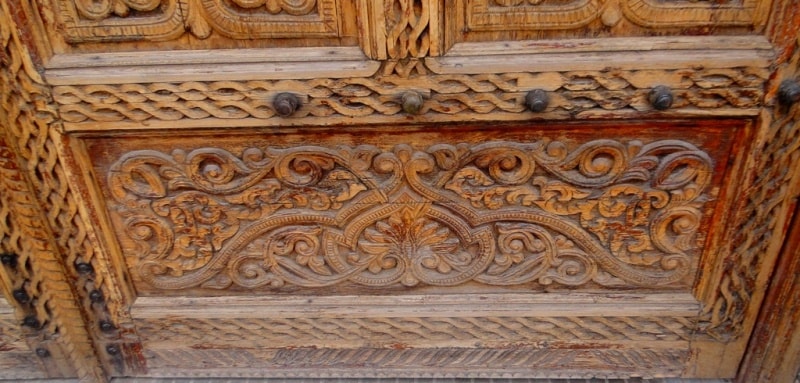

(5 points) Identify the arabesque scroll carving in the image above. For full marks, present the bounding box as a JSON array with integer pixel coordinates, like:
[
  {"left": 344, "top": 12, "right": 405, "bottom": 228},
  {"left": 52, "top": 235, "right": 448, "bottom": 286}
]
[{"left": 107, "top": 139, "right": 712, "bottom": 291}]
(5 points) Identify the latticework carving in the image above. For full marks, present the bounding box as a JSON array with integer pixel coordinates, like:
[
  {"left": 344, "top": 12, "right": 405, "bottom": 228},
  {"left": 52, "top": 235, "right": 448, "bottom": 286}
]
[
  {"left": 1, "top": 1, "right": 139, "bottom": 379},
  {"left": 135, "top": 315, "right": 696, "bottom": 346},
  {"left": 142, "top": 347, "right": 688, "bottom": 378},
  {"left": 385, "top": 0, "right": 430, "bottom": 59},
  {"left": 53, "top": 67, "right": 767, "bottom": 127},
  {"left": 700, "top": 39, "right": 800, "bottom": 339},
  {"left": 101, "top": 135, "right": 725, "bottom": 292}
]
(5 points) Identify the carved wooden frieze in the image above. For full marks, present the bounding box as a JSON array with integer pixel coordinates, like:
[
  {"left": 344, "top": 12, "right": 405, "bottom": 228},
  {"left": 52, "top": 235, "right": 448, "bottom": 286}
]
[
  {"left": 51, "top": 66, "right": 769, "bottom": 131},
  {"left": 92, "top": 124, "right": 736, "bottom": 294}
]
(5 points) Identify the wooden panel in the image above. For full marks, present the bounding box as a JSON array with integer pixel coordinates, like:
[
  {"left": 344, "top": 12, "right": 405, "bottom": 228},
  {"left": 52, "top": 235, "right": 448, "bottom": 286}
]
[
  {"left": 444, "top": 0, "right": 773, "bottom": 53},
  {"left": 44, "top": 0, "right": 363, "bottom": 54},
  {"left": 65, "top": 119, "right": 746, "bottom": 377},
  {"left": 84, "top": 121, "right": 739, "bottom": 296}
]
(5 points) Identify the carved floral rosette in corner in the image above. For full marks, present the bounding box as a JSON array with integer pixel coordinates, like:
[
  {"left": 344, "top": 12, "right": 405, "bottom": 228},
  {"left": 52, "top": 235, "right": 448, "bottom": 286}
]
[{"left": 105, "top": 137, "right": 714, "bottom": 293}]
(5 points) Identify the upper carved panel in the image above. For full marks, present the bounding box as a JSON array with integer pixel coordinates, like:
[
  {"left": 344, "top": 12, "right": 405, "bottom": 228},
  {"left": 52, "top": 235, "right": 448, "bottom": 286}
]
[
  {"left": 89, "top": 123, "right": 737, "bottom": 295},
  {"left": 49, "top": 0, "right": 357, "bottom": 52},
  {"left": 450, "top": 0, "right": 770, "bottom": 47}
]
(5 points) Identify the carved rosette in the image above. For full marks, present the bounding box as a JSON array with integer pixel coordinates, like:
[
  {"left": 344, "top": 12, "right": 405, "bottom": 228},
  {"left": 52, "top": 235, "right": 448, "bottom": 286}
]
[{"left": 107, "top": 138, "right": 713, "bottom": 292}]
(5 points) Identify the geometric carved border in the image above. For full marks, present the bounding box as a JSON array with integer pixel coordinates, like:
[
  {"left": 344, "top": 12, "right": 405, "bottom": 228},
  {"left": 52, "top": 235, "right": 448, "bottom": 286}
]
[
  {"left": 134, "top": 316, "right": 698, "bottom": 346},
  {"left": 697, "top": 36, "right": 800, "bottom": 340},
  {"left": 52, "top": 65, "right": 768, "bottom": 130},
  {"left": 141, "top": 347, "right": 690, "bottom": 379}
]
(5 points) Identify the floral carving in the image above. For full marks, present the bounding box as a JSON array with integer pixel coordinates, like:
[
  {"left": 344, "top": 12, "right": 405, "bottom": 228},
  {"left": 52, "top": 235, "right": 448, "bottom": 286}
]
[
  {"left": 357, "top": 205, "right": 467, "bottom": 286},
  {"left": 106, "top": 139, "right": 715, "bottom": 291},
  {"left": 227, "top": 0, "right": 317, "bottom": 14},
  {"left": 73, "top": 0, "right": 163, "bottom": 20},
  {"left": 434, "top": 140, "right": 710, "bottom": 270}
]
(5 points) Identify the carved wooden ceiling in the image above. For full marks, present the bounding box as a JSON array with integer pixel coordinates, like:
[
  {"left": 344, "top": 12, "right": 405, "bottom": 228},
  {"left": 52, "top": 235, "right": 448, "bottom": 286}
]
[{"left": 1, "top": 0, "right": 799, "bottom": 382}]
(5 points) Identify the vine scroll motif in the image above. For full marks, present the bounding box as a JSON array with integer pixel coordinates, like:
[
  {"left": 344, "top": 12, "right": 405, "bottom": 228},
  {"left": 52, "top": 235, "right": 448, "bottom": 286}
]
[{"left": 108, "top": 139, "right": 712, "bottom": 291}]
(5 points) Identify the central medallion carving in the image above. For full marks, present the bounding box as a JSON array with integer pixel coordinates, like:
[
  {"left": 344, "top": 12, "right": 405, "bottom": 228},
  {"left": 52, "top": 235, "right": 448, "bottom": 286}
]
[{"left": 107, "top": 138, "right": 713, "bottom": 292}]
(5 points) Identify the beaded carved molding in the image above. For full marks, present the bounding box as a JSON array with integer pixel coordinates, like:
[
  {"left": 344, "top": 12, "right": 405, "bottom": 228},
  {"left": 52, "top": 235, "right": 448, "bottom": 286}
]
[{"left": 98, "top": 130, "right": 733, "bottom": 293}]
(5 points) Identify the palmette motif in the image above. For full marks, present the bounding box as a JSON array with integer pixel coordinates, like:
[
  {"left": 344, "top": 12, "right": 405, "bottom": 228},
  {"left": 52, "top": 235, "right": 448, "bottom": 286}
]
[{"left": 108, "top": 139, "right": 711, "bottom": 291}]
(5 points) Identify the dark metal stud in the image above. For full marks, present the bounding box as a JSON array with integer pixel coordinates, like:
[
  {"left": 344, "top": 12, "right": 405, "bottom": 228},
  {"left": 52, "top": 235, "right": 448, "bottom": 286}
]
[
  {"left": 89, "top": 290, "right": 104, "bottom": 303},
  {"left": 35, "top": 348, "right": 50, "bottom": 358},
  {"left": 648, "top": 86, "right": 673, "bottom": 111},
  {"left": 273, "top": 93, "right": 300, "bottom": 117},
  {"left": 12, "top": 288, "right": 29, "bottom": 304},
  {"left": 0, "top": 253, "right": 17, "bottom": 268},
  {"left": 75, "top": 262, "right": 93, "bottom": 275},
  {"left": 99, "top": 320, "right": 116, "bottom": 332},
  {"left": 22, "top": 315, "right": 40, "bottom": 329},
  {"left": 778, "top": 79, "right": 800, "bottom": 105},
  {"left": 525, "top": 89, "right": 549, "bottom": 113},
  {"left": 401, "top": 91, "right": 424, "bottom": 115},
  {"left": 106, "top": 344, "right": 120, "bottom": 355}
]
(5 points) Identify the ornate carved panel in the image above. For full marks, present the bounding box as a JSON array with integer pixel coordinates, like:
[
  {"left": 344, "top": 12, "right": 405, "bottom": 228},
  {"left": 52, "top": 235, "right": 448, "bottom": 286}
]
[
  {"left": 3, "top": 0, "right": 800, "bottom": 380},
  {"left": 448, "top": 0, "right": 771, "bottom": 49},
  {"left": 53, "top": 0, "right": 185, "bottom": 42},
  {"left": 47, "top": 0, "right": 360, "bottom": 52},
  {"left": 83, "top": 121, "right": 741, "bottom": 296}
]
